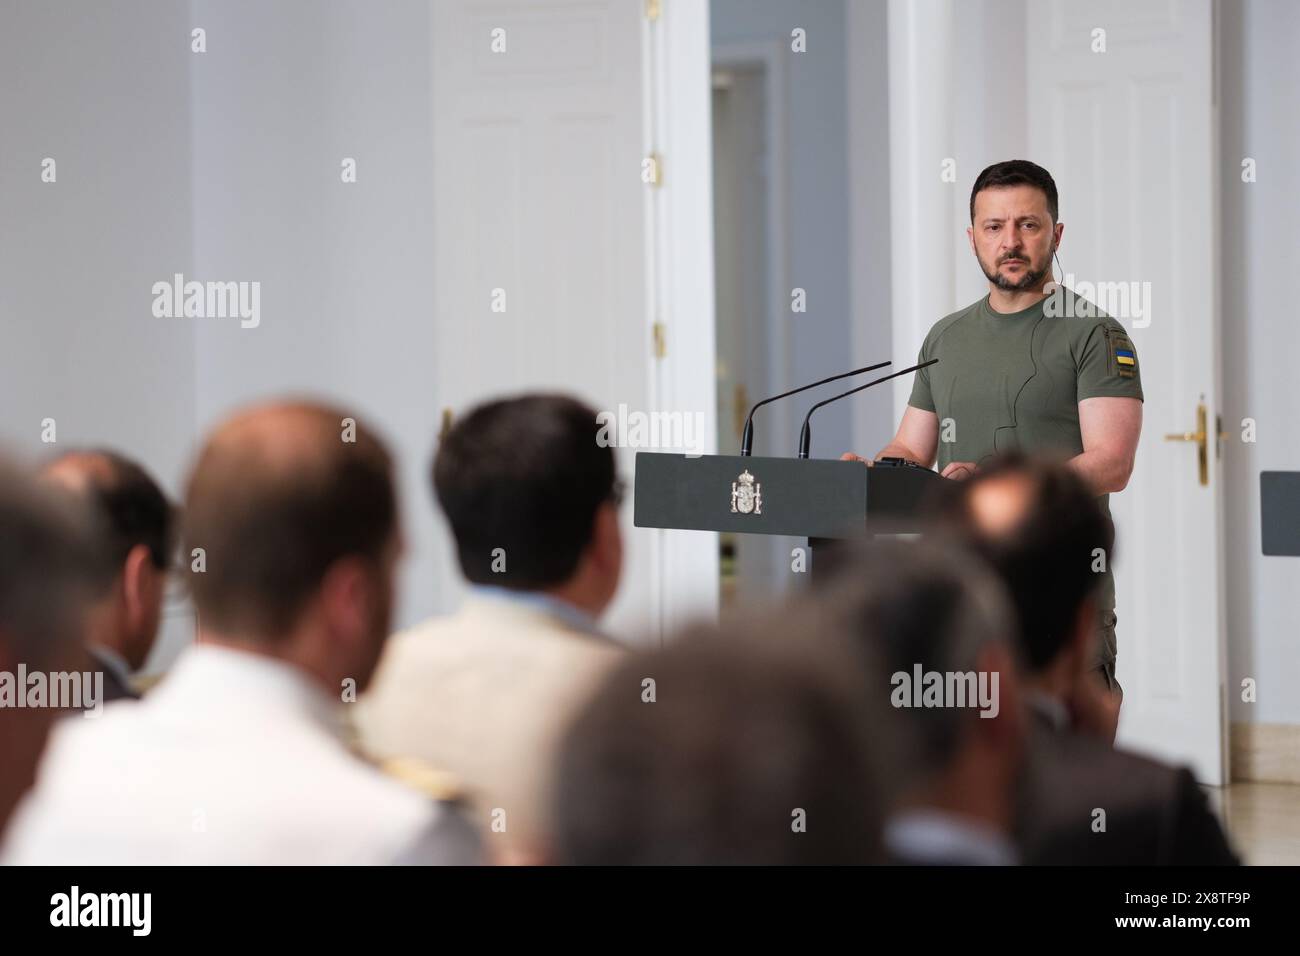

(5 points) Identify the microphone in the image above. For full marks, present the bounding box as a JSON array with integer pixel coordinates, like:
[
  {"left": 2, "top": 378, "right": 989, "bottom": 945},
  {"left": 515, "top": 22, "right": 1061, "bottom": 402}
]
[
  {"left": 797, "top": 359, "right": 939, "bottom": 459},
  {"left": 740, "top": 361, "right": 891, "bottom": 456}
]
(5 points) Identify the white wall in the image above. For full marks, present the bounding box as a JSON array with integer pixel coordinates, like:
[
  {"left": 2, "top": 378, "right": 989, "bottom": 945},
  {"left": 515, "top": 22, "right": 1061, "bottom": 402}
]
[
  {"left": 1220, "top": 0, "right": 1300, "bottom": 727},
  {"left": 0, "top": 0, "right": 195, "bottom": 488},
  {"left": 0, "top": 1, "right": 454, "bottom": 671},
  {"left": 0, "top": 0, "right": 198, "bottom": 673},
  {"left": 188, "top": 0, "right": 450, "bottom": 638}
]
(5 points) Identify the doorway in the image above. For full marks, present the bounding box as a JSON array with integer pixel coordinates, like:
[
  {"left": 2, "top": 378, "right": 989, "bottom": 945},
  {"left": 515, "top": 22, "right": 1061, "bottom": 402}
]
[{"left": 711, "top": 51, "right": 798, "bottom": 608}]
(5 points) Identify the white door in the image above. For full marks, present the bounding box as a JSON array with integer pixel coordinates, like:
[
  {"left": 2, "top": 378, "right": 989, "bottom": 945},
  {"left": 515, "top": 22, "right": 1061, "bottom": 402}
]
[
  {"left": 430, "top": 1, "right": 716, "bottom": 643},
  {"left": 1028, "top": 0, "right": 1225, "bottom": 783}
]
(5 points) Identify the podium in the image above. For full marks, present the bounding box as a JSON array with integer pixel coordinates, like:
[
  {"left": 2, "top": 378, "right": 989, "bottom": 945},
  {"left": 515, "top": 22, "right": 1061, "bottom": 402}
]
[
  {"left": 1261, "top": 471, "right": 1300, "bottom": 556},
  {"left": 633, "top": 452, "right": 945, "bottom": 574}
]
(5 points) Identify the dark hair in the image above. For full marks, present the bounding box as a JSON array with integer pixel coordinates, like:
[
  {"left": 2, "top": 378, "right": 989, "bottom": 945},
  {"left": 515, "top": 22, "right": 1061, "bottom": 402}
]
[
  {"left": 433, "top": 394, "right": 616, "bottom": 590},
  {"left": 0, "top": 457, "right": 95, "bottom": 667},
  {"left": 182, "top": 402, "right": 397, "bottom": 639},
  {"left": 45, "top": 450, "right": 175, "bottom": 594},
  {"left": 551, "top": 610, "right": 886, "bottom": 865},
  {"left": 970, "top": 160, "right": 1059, "bottom": 224},
  {"left": 928, "top": 454, "right": 1114, "bottom": 673},
  {"left": 814, "top": 538, "right": 1015, "bottom": 779}
]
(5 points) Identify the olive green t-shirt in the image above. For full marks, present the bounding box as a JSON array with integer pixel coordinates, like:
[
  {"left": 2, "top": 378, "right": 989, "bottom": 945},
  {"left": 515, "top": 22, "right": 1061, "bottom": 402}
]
[{"left": 907, "top": 289, "right": 1143, "bottom": 611}]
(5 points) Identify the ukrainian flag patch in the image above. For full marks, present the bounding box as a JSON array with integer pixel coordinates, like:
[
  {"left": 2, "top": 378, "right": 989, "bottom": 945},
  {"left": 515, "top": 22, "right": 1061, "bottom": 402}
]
[{"left": 1107, "top": 329, "right": 1138, "bottom": 378}]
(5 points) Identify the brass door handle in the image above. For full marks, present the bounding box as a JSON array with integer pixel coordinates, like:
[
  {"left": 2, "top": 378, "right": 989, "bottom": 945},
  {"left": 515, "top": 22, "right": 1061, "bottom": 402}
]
[{"left": 1163, "top": 403, "right": 1209, "bottom": 486}]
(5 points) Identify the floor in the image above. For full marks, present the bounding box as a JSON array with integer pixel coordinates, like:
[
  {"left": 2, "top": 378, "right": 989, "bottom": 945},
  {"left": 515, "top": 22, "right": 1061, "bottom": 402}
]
[{"left": 1207, "top": 782, "right": 1300, "bottom": 865}]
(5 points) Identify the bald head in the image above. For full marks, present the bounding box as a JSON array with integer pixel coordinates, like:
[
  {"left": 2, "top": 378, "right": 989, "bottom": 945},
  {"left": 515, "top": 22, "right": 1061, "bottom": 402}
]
[
  {"left": 183, "top": 401, "right": 397, "bottom": 641},
  {"left": 43, "top": 452, "right": 107, "bottom": 494},
  {"left": 41, "top": 450, "right": 174, "bottom": 595},
  {"left": 929, "top": 454, "right": 1114, "bottom": 673},
  {"left": 966, "top": 472, "right": 1035, "bottom": 538}
]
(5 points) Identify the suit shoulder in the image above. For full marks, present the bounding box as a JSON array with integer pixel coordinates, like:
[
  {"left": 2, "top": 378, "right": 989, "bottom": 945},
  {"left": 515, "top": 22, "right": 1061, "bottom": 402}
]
[
  {"left": 1056, "top": 729, "right": 1180, "bottom": 774},
  {"left": 1168, "top": 767, "right": 1240, "bottom": 865}
]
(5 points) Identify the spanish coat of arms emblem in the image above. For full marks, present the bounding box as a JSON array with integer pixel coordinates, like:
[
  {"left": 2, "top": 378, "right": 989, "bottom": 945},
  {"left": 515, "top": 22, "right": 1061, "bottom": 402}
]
[{"left": 730, "top": 469, "right": 762, "bottom": 515}]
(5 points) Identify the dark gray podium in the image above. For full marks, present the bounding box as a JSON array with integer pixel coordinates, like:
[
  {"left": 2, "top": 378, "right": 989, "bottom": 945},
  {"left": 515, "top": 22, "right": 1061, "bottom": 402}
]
[
  {"left": 633, "top": 452, "right": 944, "bottom": 572},
  {"left": 1261, "top": 471, "right": 1300, "bottom": 556}
]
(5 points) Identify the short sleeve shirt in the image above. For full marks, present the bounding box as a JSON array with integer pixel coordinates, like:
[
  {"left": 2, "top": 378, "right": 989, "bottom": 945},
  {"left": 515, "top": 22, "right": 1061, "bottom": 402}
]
[{"left": 907, "top": 289, "right": 1143, "bottom": 610}]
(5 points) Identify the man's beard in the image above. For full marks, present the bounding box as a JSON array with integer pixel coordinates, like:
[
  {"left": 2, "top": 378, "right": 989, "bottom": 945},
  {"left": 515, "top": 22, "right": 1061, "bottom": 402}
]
[{"left": 979, "top": 250, "right": 1051, "bottom": 291}]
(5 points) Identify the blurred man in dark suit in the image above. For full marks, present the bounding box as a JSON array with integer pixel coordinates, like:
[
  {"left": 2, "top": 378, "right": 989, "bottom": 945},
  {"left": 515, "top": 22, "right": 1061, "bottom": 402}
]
[
  {"left": 549, "top": 606, "right": 887, "bottom": 865},
  {"left": 0, "top": 457, "right": 94, "bottom": 840},
  {"left": 929, "top": 454, "right": 1239, "bottom": 865},
  {"left": 817, "top": 538, "right": 1027, "bottom": 865},
  {"left": 41, "top": 450, "right": 175, "bottom": 701}
]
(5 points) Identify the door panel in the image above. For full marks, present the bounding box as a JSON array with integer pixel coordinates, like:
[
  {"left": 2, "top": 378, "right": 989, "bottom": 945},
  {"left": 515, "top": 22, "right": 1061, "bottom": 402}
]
[{"left": 432, "top": 0, "right": 658, "bottom": 639}]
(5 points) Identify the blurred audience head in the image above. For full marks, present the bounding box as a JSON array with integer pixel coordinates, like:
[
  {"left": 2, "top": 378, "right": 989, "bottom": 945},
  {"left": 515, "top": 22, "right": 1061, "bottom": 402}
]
[
  {"left": 433, "top": 393, "right": 622, "bottom": 616},
  {"left": 0, "top": 456, "right": 96, "bottom": 834},
  {"left": 926, "top": 454, "right": 1114, "bottom": 688},
  {"left": 549, "top": 605, "right": 887, "bottom": 865},
  {"left": 817, "top": 537, "right": 1025, "bottom": 856},
  {"left": 41, "top": 450, "right": 175, "bottom": 671},
  {"left": 182, "top": 401, "right": 400, "bottom": 692}
]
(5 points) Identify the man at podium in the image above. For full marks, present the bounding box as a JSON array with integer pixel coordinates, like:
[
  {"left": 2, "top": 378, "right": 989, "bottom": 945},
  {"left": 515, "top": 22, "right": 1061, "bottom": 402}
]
[{"left": 843, "top": 160, "right": 1144, "bottom": 724}]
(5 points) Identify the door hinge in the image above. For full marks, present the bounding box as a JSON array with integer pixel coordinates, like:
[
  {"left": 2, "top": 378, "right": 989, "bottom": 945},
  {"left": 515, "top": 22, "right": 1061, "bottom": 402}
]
[
  {"left": 645, "top": 0, "right": 662, "bottom": 22},
  {"left": 652, "top": 321, "right": 667, "bottom": 359},
  {"left": 644, "top": 152, "right": 663, "bottom": 188}
]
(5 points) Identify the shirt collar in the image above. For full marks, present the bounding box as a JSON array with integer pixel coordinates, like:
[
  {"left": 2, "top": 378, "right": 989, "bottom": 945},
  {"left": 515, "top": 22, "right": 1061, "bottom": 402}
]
[
  {"left": 983, "top": 290, "right": 1050, "bottom": 316},
  {"left": 87, "top": 643, "right": 133, "bottom": 686},
  {"left": 467, "top": 585, "right": 606, "bottom": 639},
  {"left": 151, "top": 642, "right": 347, "bottom": 741},
  {"left": 885, "top": 809, "right": 1018, "bottom": 866}
]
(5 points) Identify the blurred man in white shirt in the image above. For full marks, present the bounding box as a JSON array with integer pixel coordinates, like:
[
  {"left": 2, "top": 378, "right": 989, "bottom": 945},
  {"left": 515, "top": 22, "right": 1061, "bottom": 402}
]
[{"left": 3, "top": 401, "right": 480, "bottom": 865}]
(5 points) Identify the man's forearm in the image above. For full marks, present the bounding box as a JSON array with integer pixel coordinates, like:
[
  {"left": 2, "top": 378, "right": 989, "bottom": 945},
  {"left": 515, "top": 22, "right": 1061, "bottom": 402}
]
[{"left": 1067, "top": 450, "right": 1134, "bottom": 495}]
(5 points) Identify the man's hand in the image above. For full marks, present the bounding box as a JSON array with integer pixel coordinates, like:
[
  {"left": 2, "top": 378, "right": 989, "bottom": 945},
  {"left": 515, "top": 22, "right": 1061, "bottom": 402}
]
[
  {"left": 940, "top": 461, "right": 979, "bottom": 480},
  {"left": 840, "top": 452, "right": 872, "bottom": 466},
  {"left": 870, "top": 407, "right": 940, "bottom": 469}
]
